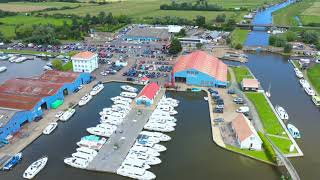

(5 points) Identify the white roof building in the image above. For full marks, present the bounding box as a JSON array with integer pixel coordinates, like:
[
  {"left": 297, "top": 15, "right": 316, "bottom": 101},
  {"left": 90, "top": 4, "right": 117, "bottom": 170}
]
[
  {"left": 71, "top": 51, "right": 98, "bottom": 73},
  {"left": 168, "top": 25, "right": 183, "bottom": 33},
  {"left": 231, "top": 113, "right": 262, "bottom": 150}
]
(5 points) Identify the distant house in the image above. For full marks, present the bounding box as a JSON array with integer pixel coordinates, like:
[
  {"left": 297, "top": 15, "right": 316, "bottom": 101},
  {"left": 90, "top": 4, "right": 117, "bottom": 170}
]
[
  {"left": 72, "top": 51, "right": 98, "bottom": 73},
  {"left": 241, "top": 78, "right": 260, "bottom": 91},
  {"left": 231, "top": 114, "right": 262, "bottom": 150},
  {"left": 136, "top": 82, "right": 160, "bottom": 106}
]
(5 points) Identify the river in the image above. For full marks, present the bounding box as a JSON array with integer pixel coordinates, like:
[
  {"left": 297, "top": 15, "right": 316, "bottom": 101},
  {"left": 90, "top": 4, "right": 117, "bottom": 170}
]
[{"left": 0, "top": 1, "right": 317, "bottom": 180}]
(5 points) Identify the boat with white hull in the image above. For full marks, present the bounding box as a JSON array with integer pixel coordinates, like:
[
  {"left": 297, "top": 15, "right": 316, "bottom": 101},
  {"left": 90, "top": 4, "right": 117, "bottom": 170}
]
[
  {"left": 87, "top": 127, "right": 115, "bottom": 137},
  {"left": 121, "top": 85, "right": 138, "bottom": 93},
  {"left": 42, "top": 122, "right": 58, "bottom": 135},
  {"left": 0, "top": 66, "right": 7, "bottom": 73},
  {"left": 76, "top": 147, "right": 98, "bottom": 157},
  {"left": 2, "top": 152, "right": 22, "bottom": 171},
  {"left": 64, "top": 157, "right": 88, "bottom": 169},
  {"left": 59, "top": 109, "right": 75, "bottom": 121},
  {"left": 294, "top": 68, "right": 303, "bottom": 78},
  {"left": 22, "top": 156, "right": 48, "bottom": 179},
  {"left": 117, "top": 165, "right": 156, "bottom": 180},
  {"left": 287, "top": 124, "right": 301, "bottom": 139},
  {"left": 140, "top": 131, "right": 171, "bottom": 142},
  {"left": 130, "top": 146, "right": 160, "bottom": 157},
  {"left": 304, "top": 86, "right": 315, "bottom": 96},
  {"left": 90, "top": 84, "right": 104, "bottom": 96},
  {"left": 144, "top": 123, "right": 175, "bottom": 133},
  {"left": 111, "top": 96, "right": 132, "bottom": 103},
  {"left": 275, "top": 105, "right": 289, "bottom": 120},
  {"left": 126, "top": 151, "right": 161, "bottom": 165},
  {"left": 299, "top": 79, "right": 309, "bottom": 88},
  {"left": 79, "top": 94, "right": 93, "bottom": 106},
  {"left": 122, "top": 158, "right": 151, "bottom": 170},
  {"left": 120, "top": 92, "right": 137, "bottom": 98},
  {"left": 76, "top": 140, "right": 105, "bottom": 150},
  {"left": 72, "top": 152, "right": 95, "bottom": 161},
  {"left": 147, "top": 119, "right": 176, "bottom": 127},
  {"left": 135, "top": 142, "right": 167, "bottom": 152},
  {"left": 113, "top": 100, "right": 131, "bottom": 106}
]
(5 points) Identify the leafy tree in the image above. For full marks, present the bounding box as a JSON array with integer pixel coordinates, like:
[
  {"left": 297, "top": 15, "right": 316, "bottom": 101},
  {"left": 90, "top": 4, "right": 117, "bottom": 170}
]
[
  {"left": 269, "top": 35, "right": 277, "bottom": 45},
  {"left": 26, "top": 25, "right": 60, "bottom": 45},
  {"left": 52, "top": 59, "right": 63, "bottom": 70},
  {"left": 316, "top": 43, "right": 320, "bottom": 50},
  {"left": 196, "top": 42, "right": 203, "bottom": 49},
  {"left": 176, "top": 29, "right": 186, "bottom": 37},
  {"left": 0, "top": 32, "right": 4, "bottom": 42},
  {"left": 195, "top": 16, "right": 206, "bottom": 27},
  {"left": 285, "top": 31, "right": 297, "bottom": 42},
  {"left": 98, "top": 11, "right": 106, "bottom": 24},
  {"left": 227, "top": 18, "right": 236, "bottom": 27},
  {"left": 169, "top": 38, "right": 182, "bottom": 55},
  {"left": 284, "top": 43, "right": 293, "bottom": 53},
  {"left": 15, "top": 25, "right": 33, "bottom": 39},
  {"left": 302, "top": 31, "right": 319, "bottom": 44},
  {"left": 216, "top": 14, "right": 226, "bottom": 23},
  {"left": 234, "top": 43, "right": 243, "bottom": 50}
]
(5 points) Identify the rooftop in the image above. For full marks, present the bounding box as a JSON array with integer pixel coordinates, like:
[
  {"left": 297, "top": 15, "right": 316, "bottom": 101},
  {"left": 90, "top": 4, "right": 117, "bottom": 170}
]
[
  {"left": 231, "top": 113, "right": 254, "bottom": 142},
  {"left": 72, "top": 51, "right": 97, "bottom": 60},
  {"left": 125, "top": 27, "right": 170, "bottom": 40},
  {"left": 138, "top": 82, "right": 160, "bottom": 100},
  {"left": 0, "top": 108, "right": 19, "bottom": 128},
  {"left": 242, "top": 78, "right": 260, "bottom": 88},
  {"left": 173, "top": 51, "right": 228, "bottom": 82},
  {"left": 39, "top": 70, "right": 80, "bottom": 83}
]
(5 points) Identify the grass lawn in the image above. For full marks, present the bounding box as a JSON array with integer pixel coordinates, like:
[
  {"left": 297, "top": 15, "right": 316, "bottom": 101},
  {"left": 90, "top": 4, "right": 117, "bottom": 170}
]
[
  {"left": 0, "top": 25, "right": 15, "bottom": 39},
  {"left": 226, "top": 145, "right": 275, "bottom": 164},
  {"left": 231, "top": 66, "right": 253, "bottom": 83},
  {"left": 0, "top": 15, "right": 71, "bottom": 26},
  {"left": 0, "top": 49, "right": 57, "bottom": 55},
  {"left": 307, "top": 64, "right": 320, "bottom": 94},
  {"left": 230, "top": 28, "right": 249, "bottom": 46},
  {"left": 268, "top": 136, "right": 295, "bottom": 154},
  {"left": 62, "top": 61, "right": 73, "bottom": 71},
  {"left": 0, "top": 2, "right": 92, "bottom": 12},
  {"left": 273, "top": 0, "right": 320, "bottom": 26},
  {"left": 44, "top": 0, "right": 282, "bottom": 22},
  {"left": 245, "top": 92, "right": 286, "bottom": 136}
]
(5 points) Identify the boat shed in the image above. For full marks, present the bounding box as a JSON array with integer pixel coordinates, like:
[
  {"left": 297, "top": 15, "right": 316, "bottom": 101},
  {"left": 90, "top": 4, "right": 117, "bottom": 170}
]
[
  {"left": 123, "top": 26, "right": 171, "bottom": 42},
  {"left": 172, "top": 51, "right": 228, "bottom": 87},
  {"left": 136, "top": 82, "right": 160, "bottom": 106},
  {"left": 0, "top": 70, "right": 91, "bottom": 142},
  {"left": 241, "top": 78, "right": 260, "bottom": 91},
  {"left": 231, "top": 113, "right": 262, "bottom": 150}
]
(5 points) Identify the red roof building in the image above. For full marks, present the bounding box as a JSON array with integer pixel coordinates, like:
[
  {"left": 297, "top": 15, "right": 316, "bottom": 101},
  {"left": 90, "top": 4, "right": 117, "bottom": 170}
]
[
  {"left": 136, "top": 82, "right": 160, "bottom": 106},
  {"left": 173, "top": 51, "right": 228, "bottom": 87},
  {"left": 241, "top": 78, "right": 260, "bottom": 91}
]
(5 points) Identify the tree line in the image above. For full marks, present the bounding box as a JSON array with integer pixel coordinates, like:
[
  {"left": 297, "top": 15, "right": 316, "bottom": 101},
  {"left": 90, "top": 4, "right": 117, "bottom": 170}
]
[{"left": 160, "top": 1, "right": 224, "bottom": 11}]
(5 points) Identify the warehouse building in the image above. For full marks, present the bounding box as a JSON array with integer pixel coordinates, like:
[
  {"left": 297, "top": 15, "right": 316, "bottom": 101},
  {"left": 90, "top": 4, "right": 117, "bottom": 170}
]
[
  {"left": 0, "top": 70, "right": 91, "bottom": 142},
  {"left": 173, "top": 51, "right": 228, "bottom": 87},
  {"left": 123, "top": 26, "right": 171, "bottom": 42}
]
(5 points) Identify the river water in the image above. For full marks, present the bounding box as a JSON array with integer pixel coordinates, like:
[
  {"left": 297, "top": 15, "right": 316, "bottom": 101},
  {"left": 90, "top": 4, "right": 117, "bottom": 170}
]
[{"left": 1, "top": 1, "right": 318, "bottom": 180}]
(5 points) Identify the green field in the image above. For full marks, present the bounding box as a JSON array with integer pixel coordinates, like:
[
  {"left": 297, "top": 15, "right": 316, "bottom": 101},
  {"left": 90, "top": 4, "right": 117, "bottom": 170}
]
[
  {"left": 0, "top": 2, "right": 92, "bottom": 12},
  {"left": 0, "top": 25, "right": 15, "bottom": 39},
  {"left": 273, "top": 0, "right": 320, "bottom": 26},
  {"left": 42, "top": 0, "right": 282, "bottom": 22},
  {"left": 231, "top": 66, "right": 253, "bottom": 83},
  {"left": 307, "top": 64, "right": 320, "bottom": 94},
  {"left": 0, "top": 15, "right": 71, "bottom": 26},
  {"left": 230, "top": 28, "right": 249, "bottom": 46}
]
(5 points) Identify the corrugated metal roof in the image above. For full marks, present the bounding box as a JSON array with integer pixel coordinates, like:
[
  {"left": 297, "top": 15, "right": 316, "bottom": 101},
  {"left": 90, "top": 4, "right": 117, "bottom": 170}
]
[
  {"left": 173, "top": 51, "right": 228, "bottom": 82},
  {"left": 138, "top": 82, "right": 160, "bottom": 100}
]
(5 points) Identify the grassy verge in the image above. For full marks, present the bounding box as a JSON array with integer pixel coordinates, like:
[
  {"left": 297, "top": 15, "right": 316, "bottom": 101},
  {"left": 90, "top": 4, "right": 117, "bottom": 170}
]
[
  {"left": 268, "top": 136, "right": 296, "bottom": 154},
  {"left": 307, "top": 64, "right": 320, "bottom": 94},
  {"left": 231, "top": 66, "right": 253, "bottom": 83},
  {"left": 226, "top": 145, "right": 275, "bottom": 165},
  {"left": 0, "top": 49, "right": 59, "bottom": 56},
  {"left": 230, "top": 28, "right": 249, "bottom": 46}
]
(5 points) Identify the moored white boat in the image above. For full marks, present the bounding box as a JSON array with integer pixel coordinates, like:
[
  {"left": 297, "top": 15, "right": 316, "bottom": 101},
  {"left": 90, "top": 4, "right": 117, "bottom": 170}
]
[
  {"left": 2, "top": 152, "right": 22, "bottom": 171},
  {"left": 144, "top": 123, "right": 175, "bottom": 133},
  {"left": 140, "top": 131, "right": 171, "bottom": 142},
  {"left": 90, "top": 84, "right": 104, "bottom": 96},
  {"left": 294, "top": 68, "right": 303, "bottom": 78},
  {"left": 117, "top": 165, "right": 156, "bottom": 180},
  {"left": 76, "top": 147, "right": 98, "bottom": 157},
  {"left": 135, "top": 141, "right": 167, "bottom": 152},
  {"left": 122, "top": 158, "right": 151, "bottom": 170},
  {"left": 127, "top": 151, "right": 161, "bottom": 165},
  {"left": 22, "top": 156, "right": 48, "bottom": 179},
  {"left": 299, "top": 79, "right": 309, "bottom": 88},
  {"left": 59, "top": 109, "right": 75, "bottom": 121},
  {"left": 76, "top": 140, "right": 105, "bottom": 150},
  {"left": 86, "top": 127, "right": 115, "bottom": 137},
  {"left": 78, "top": 94, "right": 93, "bottom": 106},
  {"left": 287, "top": 123, "right": 301, "bottom": 139},
  {"left": 72, "top": 151, "right": 95, "bottom": 161},
  {"left": 64, "top": 157, "right": 88, "bottom": 169},
  {"left": 42, "top": 122, "right": 58, "bottom": 135},
  {"left": 120, "top": 92, "right": 137, "bottom": 98},
  {"left": 0, "top": 66, "right": 7, "bottom": 73},
  {"left": 304, "top": 86, "right": 315, "bottom": 96},
  {"left": 275, "top": 105, "right": 289, "bottom": 120},
  {"left": 130, "top": 145, "right": 160, "bottom": 157},
  {"left": 121, "top": 85, "right": 138, "bottom": 93}
]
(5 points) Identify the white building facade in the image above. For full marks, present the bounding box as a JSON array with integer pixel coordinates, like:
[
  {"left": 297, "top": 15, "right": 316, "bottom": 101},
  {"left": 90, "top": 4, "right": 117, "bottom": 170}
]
[{"left": 71, "top": 51, "right": 98, "bottom": 73}]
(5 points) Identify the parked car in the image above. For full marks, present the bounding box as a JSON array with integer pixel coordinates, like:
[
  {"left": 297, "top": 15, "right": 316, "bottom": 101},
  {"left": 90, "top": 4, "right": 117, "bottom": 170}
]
[
  {"left": 213, "top": 118, "right": 224, "bottom": 123},
  {"left": 216, "top": 104, "right": 224, "bottom": 109},
  {"left": 214, "top": 108, "right": 224, "bottom": 113},
  {"left": 236, "top": 106, "right": 249, "bottom": 113},
  {"left": 228, "top": 88, "right": 235, "bottom": 94},
  {"left": 233, "top": 97, "right": 244, "bottom": 104}
]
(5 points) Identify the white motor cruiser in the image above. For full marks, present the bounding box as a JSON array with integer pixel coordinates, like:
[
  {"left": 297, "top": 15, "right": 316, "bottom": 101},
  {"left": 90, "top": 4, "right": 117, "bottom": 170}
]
[
  {"left": 76, "top": 140, "right": 105, "bottom": 150},
  {"left": 299, "top": 79, "right": 309, "bottom": 88},
  {"left": 71, "top": 152, "right": 95, "bottom": 161},
  {"left": 126, "top": 151, "right": 161, "bottom": 165},
  {"left": 87, "top": 127, "right": 115, "bottom": 137},
  {"left": 111, "top": 96, "right": 133, "bottom": 103},
  {"left": 76, "top": 147, "right": 98, "bottom": 157},
  {"left": 140, "top": 131, "right": 171, "bottom": 142},
  {"left": 130, "top": 145, "right": 160, "bottom": 157},
  {"left": 90, "top": 84, "right": 104, "bottom": 96},
  {"left": 294, "top": 68, "right": 303, "bottom": 78},
  {"left": 0, "top": 66, "right": 7, "bottom": 73},
  {"left": 275, "top": 105, "right": 289, "bottom": 120},
  {"left": 120, "top": 92, "right": 137, "bottom": 98},
  {"left": 79, "top": 94, "right": 93, "bottom": 106},
  {"left": 122, "top": 158, "right": 151, "bottom": 170},
  {"left": 59, "top": 109, "right": 76, "bottom": 121},
  {"left": 135, "top": 141, "right": 167, "bottom": 152},
  {"left": 22, "top": 156, "right": 48, "bottom": 179},
  {"left": 144, "top": 123, "right": 175, "bottom": 133},
  {"left": 64, "top": 157, "right": 88, "bottom": 169},
  {"left": 149, "top": 115, "right": 177, "bottom": 123},
  {"left": 116, "top": 165, "right": 156, "bottom": 180},
  {"left": 54, "top": 111, "right": 64, "bottom": 118},
  {"left": 42, "top": 122, "right": 58, "bottom": 135},
  {"left": 147, "top": 118, "right": 176, "bottom": 127},
  {"left": 121, "top": 85, "right": 138, "bottom": 93},
  {"left": 304, "top": 86, "right": 315, "bottom": 96},
  {"left": 113, "top": 100, "right": 131, "bottom": 106}
]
